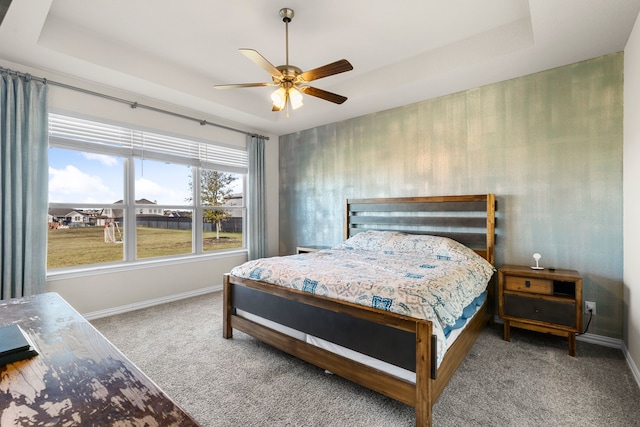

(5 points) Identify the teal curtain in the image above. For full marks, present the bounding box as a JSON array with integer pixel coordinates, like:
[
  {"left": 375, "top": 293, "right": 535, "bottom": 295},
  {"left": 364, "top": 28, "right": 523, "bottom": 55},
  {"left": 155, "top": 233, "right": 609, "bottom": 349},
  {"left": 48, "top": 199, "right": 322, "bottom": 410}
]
[
  {"left": 247, "top": 135, "right": 267, "bottom": 260},
  {"left": 0, "top": 74, "right": 49, "bottom": 299}
]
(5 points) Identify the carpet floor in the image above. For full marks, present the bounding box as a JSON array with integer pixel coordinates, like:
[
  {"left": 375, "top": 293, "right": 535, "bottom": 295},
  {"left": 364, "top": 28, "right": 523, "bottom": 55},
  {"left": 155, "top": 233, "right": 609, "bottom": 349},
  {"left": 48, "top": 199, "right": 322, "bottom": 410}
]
[{"left": 91, "top": 292, "right": 640, "bottom": 426}]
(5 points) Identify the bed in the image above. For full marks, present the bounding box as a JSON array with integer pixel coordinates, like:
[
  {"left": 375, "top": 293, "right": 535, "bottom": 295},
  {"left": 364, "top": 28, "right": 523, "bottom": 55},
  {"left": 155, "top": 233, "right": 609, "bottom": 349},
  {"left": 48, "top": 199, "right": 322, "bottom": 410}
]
[{"left": 223, "top": 194, "right": 496, "bottom": 427}]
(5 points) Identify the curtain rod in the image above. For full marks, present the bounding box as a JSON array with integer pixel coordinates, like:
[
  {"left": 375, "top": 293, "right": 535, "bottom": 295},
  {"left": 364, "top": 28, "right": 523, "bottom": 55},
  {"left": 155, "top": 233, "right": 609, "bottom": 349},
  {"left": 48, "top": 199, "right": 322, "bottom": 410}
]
[{"left": 0, "top": 66, "right": 269, "bottom": 141}]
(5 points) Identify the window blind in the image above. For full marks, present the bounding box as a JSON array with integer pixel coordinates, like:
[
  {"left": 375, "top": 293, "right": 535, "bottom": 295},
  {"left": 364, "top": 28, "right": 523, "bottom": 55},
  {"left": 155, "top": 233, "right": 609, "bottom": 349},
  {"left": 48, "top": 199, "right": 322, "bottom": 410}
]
[{"left": 48, "top": 113, "right": 248, "bottom": 173}]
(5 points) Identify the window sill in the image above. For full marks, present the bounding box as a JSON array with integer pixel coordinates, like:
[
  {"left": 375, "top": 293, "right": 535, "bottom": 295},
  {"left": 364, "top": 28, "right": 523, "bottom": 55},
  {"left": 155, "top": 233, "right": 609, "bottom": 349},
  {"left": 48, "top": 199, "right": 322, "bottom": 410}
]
[{"left": 46, "top": 249, "right": 248, "bottom": 281}]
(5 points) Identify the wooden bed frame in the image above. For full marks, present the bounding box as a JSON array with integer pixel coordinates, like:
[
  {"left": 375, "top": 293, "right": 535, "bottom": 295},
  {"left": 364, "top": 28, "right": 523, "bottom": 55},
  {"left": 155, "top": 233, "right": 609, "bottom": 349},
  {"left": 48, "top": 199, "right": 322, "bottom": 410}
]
[{"left": 223, "top": 194, "right": 496, "bottom": 427}]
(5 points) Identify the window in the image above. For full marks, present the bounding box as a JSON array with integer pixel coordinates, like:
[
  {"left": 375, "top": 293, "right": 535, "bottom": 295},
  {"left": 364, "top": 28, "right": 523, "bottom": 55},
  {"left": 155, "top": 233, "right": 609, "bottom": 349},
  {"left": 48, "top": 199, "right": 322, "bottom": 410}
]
[{"left": 47, "top": 113, "right": 247, "bottom": 271}]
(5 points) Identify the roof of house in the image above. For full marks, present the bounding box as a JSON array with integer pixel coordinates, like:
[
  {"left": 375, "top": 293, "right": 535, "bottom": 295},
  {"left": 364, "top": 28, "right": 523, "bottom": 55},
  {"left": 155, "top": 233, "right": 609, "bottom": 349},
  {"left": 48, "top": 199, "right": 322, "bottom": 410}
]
[
  {"left": 48, "top": 208, "right": 85, "bottom": 217},
  {"left": 111, "top": 199, "right": 157, "bottom": 205}
]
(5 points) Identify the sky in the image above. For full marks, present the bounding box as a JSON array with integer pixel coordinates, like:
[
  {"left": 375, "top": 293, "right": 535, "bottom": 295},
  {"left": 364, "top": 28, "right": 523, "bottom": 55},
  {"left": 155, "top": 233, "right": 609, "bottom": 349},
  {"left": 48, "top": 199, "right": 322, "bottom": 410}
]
[{"left": 48, "top": 147, "right": 241, "bottom": 206}]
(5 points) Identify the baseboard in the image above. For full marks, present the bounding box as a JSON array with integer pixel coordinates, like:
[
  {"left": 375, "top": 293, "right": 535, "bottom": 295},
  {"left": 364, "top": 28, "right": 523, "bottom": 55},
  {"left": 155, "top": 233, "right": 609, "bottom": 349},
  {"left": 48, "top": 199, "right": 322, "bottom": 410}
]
[
  {"left": 82, "top": 285, "right": 222, "bottom": 320},
  {"left": 576, "top": 332, "right": 624, "bottom": 349},
  {"left": 621, "top": 342, "right": 640, "bottom": 389}
]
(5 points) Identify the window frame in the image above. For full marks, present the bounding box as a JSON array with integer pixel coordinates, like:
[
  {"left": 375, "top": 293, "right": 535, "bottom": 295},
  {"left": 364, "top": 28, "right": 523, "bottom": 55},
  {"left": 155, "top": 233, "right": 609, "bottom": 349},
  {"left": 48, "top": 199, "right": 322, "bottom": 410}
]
[{"left": 47, "top": 112, "right": 248, "bottom": 276}]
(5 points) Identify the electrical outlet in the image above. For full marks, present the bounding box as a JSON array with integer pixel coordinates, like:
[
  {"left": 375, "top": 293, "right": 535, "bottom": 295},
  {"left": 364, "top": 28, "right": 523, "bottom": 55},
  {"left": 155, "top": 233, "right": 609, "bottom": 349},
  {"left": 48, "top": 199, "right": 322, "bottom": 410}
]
[{"left": 585, "top": 301, "right": 596, "bottom": 315}]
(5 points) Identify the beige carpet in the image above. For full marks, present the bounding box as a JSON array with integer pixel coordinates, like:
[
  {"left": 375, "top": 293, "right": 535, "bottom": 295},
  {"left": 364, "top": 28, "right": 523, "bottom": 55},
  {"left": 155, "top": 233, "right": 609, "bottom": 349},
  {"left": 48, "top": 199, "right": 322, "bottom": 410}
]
[{"left": 91, "top": 292, "right": 640, "bottom": 427}]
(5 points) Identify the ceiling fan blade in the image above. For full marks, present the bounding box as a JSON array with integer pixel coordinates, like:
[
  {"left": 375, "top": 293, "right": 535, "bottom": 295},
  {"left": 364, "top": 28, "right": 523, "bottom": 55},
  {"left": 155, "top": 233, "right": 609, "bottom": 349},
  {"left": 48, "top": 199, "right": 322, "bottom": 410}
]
[
  {"left": 299, "top": 86, "right": 348, "bottom": 104},
  {"left": 239, "top": 48, "right": 282, "bottom": 77},
  {"left": 299, "top": 59, "right": 353, "bottom": 82},
  {"left": 214, "top": 83, "right": 274, "bottom": 89}
]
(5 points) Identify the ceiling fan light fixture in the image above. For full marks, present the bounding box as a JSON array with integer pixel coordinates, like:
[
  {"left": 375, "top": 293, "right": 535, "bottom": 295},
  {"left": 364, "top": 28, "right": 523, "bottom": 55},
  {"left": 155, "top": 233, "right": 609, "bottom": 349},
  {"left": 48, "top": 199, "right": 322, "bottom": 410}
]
[
  {"left": 271, "top": 87, "right": 287, "bottom": 110},
  {"left": 289, "top": 87, "right": 303, "bottom": 110}
]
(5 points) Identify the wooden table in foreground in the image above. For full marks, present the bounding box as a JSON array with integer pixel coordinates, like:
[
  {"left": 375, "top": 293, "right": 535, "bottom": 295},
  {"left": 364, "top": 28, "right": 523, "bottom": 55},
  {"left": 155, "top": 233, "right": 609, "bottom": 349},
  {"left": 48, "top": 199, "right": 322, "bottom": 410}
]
[{"left": 0, "top": 292, "right": 199, "bottom": 426}]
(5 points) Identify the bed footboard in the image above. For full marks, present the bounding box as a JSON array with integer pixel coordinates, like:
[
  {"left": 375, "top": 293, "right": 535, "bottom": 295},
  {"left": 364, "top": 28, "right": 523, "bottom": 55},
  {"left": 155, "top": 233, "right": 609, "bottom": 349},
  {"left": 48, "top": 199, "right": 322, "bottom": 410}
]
[
  {"left": 224, "top": 274, "right": 440, "bottom": 426},
  {"left": 223, "top": 274, "right": 491, "bottom": 427}
]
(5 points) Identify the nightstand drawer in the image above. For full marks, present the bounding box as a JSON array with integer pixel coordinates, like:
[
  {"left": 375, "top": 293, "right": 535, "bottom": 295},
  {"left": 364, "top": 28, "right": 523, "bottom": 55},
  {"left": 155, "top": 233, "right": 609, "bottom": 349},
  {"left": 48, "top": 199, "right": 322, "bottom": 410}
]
[
  {"left": 505, "top": 276, "right": 552, "bottom": 295},
  {"left": 503, "top": 294, "right": 576, "bottom": 328}
]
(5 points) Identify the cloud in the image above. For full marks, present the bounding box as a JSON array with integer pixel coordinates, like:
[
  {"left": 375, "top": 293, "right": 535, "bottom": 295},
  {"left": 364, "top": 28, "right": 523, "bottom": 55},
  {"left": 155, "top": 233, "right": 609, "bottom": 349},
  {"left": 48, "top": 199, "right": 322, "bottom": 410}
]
[
  {"left": 49, "top": 165, "right": 117, "bottom": 203},
  {"left": 48, "top": 166, "right": 189, "bottom": 206},
  {"left": 82, "top": 153, "right": 118, "bottom": 166},
  {"left": 135, "top": 177, "right": 190, "bottom": 205}
]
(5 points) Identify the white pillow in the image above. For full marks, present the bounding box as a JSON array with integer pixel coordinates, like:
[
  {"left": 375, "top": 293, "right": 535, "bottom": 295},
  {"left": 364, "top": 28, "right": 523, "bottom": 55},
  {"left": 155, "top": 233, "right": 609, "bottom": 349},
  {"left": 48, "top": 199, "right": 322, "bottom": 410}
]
[
  {"left": 333, "top": 230, "right": 402, "bottom": 252},
  {"left": 336, "top": 230, "right": 482, "bottom": 263},
  {"left": 384, "top": 233, "right": 466, "bottom": 259}
]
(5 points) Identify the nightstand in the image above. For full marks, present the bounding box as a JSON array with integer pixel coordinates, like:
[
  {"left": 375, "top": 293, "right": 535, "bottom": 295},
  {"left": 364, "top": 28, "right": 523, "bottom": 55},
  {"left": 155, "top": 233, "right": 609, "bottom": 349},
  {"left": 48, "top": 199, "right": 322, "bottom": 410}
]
[
  {"left": 296, "top": 245, "right": 331, "bottom": 254},
  {"left": 498, "top": 265, "right": 583, "bottom": 356}
]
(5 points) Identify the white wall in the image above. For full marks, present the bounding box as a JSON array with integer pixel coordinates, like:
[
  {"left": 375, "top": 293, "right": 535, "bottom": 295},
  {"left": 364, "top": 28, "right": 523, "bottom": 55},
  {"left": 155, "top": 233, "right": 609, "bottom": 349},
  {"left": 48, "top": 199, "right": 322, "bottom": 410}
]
[
  {"left": 1, "top": 59, "right": 279, "bottom": 316},
  {"left": 624, "top": 12, "right": 640, "bottom": 371},
  {"left": 47, "top": 254, "right": 246, "bottom": 316}
]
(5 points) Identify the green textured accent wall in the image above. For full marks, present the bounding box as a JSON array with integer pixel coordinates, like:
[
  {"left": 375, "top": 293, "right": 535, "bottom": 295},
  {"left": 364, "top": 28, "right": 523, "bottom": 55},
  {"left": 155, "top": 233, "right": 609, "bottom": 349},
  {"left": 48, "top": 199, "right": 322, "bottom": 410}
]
[{"left": 280, "top": 53, "right": 623, "bottom": 339}]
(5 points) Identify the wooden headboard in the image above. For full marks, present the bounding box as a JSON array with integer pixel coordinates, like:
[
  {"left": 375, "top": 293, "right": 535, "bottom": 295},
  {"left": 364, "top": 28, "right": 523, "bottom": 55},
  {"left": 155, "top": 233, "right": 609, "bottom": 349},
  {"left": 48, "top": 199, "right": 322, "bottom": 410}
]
[{"left": 344, "top": 194, "right": 496, "bottom": 265}]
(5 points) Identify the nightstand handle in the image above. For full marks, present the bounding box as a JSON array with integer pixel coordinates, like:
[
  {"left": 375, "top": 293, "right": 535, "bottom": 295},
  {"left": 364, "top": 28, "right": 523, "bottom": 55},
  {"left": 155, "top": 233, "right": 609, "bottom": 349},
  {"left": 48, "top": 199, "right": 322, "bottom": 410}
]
[
  {"left": 524, "top": 280, "right": 531, "bottom": 288},
  {"left": 535, "top": 307, "right": 540, "bottom": 313}
]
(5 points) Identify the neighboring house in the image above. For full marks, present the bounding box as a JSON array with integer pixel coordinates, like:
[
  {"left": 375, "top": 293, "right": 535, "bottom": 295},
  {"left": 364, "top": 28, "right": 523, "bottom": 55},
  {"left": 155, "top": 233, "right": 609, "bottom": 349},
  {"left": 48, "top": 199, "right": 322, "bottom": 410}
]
[
  {"left": 134, "top": 198, "right": 164, "bottom": 216},
  {"left": 48, "top": 208, "right": 89, "bottom": 227},
  {"left": 166, "top": 210, "right": 190, "bottom": 218},
  {"left": 104, "top": 199, "right": 164, "bottom": 221},
  {"left": 101, "top": 207, "right": 115, "bottom": 223},
  {"left": 50, "top": 200, "right": 164, "bottom": 229},
  {"left": 223, "top": 193, "right": 243, "bottom": 219},
  {"left": 67, "top": 211, "right": 87, "bottom": 226}
]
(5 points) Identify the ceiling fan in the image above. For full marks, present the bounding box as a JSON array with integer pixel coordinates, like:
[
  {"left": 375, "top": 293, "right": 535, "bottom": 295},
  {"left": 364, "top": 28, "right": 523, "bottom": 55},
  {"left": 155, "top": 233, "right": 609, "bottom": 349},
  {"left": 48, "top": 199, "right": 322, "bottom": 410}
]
[{"left": 214, "top": 8, "right": 353, "bottom": 118}]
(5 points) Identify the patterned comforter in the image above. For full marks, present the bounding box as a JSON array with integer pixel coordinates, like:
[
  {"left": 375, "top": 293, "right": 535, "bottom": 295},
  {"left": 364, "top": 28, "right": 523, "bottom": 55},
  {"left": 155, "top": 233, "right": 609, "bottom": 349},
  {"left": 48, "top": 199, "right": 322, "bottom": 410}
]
[{"left": 230, "top": 231, "right": 495, "bottom": 364}]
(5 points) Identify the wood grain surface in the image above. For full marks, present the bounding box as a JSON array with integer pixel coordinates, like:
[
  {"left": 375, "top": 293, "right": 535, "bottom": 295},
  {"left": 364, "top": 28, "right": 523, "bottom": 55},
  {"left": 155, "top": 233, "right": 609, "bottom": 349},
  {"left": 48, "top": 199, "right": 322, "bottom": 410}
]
[{"left": 0, "top": 292, "right": 199, "bottom": 426}]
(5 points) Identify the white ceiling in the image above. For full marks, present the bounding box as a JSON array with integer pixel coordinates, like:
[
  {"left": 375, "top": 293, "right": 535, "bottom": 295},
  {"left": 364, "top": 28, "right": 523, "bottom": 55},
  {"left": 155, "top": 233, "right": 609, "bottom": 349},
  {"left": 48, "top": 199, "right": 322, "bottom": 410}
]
[{"left": 1, "top": 0, "right": 639, "bottom": 136}]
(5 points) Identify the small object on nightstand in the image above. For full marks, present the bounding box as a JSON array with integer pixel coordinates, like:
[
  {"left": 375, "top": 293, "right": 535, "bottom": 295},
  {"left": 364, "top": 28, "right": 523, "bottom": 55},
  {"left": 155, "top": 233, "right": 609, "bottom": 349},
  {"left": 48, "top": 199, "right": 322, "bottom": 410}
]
[
  {"left": 498, "top": 265, "right": 582, "bottom": 356},
  {"left": 531, "top": 253, "right": 543, "bottom": 270}
]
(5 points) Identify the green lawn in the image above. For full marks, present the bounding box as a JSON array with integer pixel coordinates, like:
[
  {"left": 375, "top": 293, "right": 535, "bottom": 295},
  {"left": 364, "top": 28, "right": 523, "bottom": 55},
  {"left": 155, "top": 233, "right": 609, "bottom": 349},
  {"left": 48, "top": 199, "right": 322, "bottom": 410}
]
[{"left": 47, "top": 226, "right": 242, "bottom": 269}]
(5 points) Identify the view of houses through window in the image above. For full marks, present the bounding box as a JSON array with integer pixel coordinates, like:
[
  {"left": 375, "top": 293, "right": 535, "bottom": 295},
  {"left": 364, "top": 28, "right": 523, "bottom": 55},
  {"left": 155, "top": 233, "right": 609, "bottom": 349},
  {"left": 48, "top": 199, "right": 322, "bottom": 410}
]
[{"left": 47, "top": 114, "right": 247, "bottom": 270}]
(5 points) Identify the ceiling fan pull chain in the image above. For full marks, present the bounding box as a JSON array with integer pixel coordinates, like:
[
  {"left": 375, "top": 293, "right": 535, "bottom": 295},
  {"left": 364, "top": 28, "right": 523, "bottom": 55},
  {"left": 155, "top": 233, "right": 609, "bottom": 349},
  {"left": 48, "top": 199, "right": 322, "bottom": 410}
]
[{"left": 286, "top": 91, "right": 291, "bottom": 119}]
